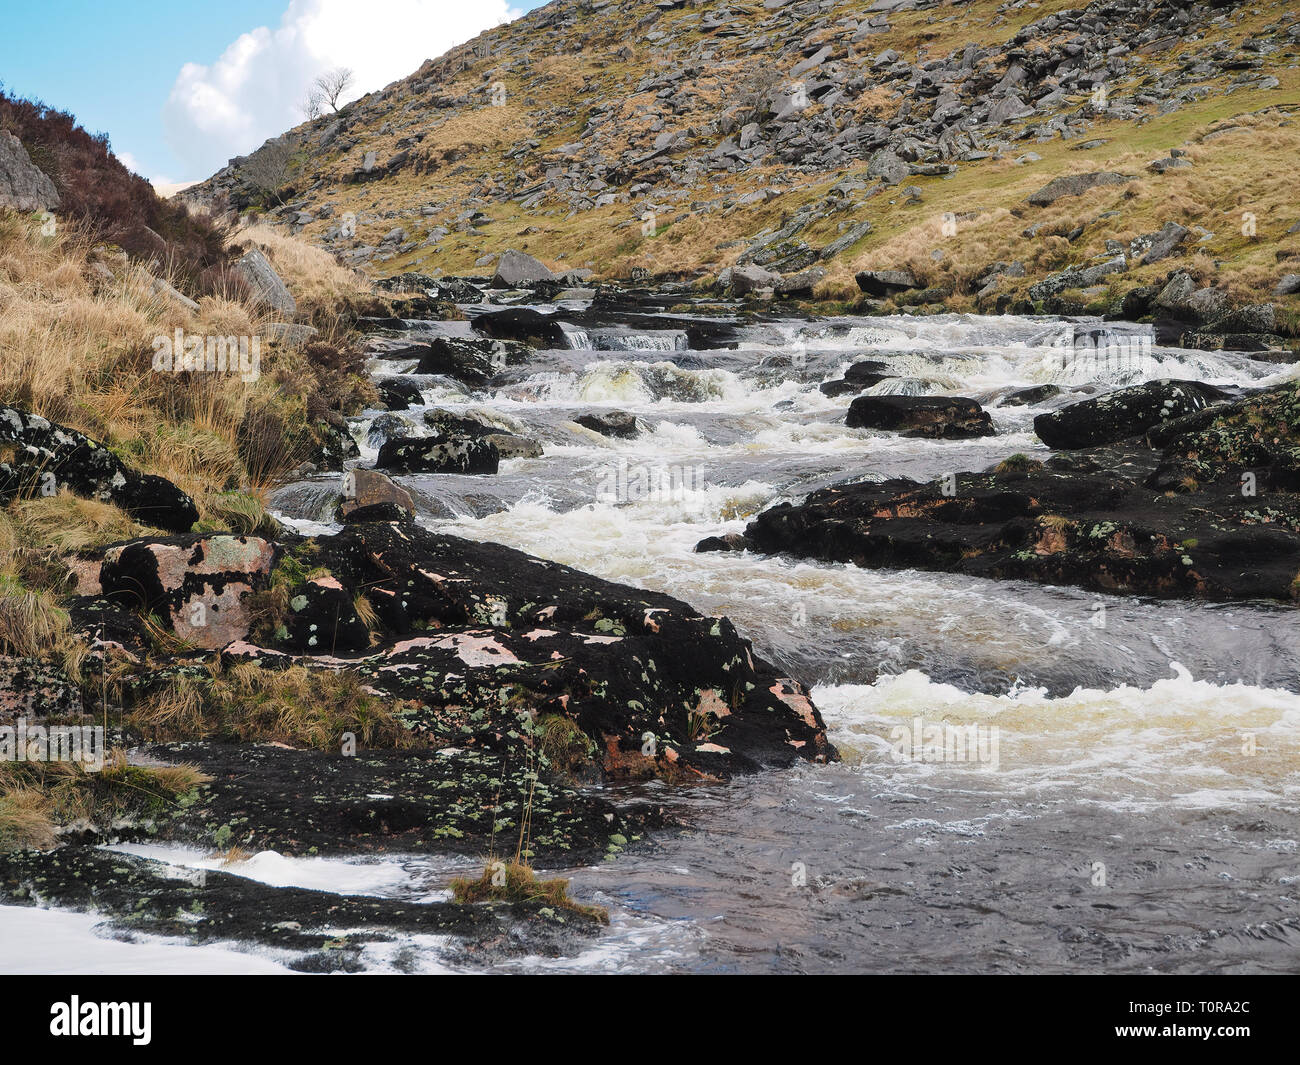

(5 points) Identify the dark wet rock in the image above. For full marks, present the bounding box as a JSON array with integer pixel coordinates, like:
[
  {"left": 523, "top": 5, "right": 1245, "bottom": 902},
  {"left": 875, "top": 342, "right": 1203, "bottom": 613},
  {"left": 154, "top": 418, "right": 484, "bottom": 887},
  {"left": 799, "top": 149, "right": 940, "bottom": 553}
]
[
  {"left": 1025, "top": 171, "right": 1134, "bottom": 206},
  {"left": 695, "top": 533, "right": 747, "bottom": 553},
  {"left": 66, "top": 522, "right": 834, "bottom": 783},
  {"left": 0, "top": 846, "right": 602, "bottom": 972},
  {"left": 742, "top": 455, "right": 1300, "bottom": 603},
  {"left": 1002, "top": 384, "right": 1062, "bottom": 407},
  {"left": 1034, "top": 379, "right": 1229, "bottom": 449},
  {"left": 0, "top": 407, "right": 198, "bottom": 533},
  {"left": 376, "top": 378, "right": 425, "bottom": 410},
  {"left": 375, "top": 433, "right": 500, "bottom": 474},
  {"left": 310, "top": 419, "right": 361, "bottom": 472},
  {"left": 279, "top": 523, "right": 832, "bottom": 779},
  {"left": 847, "top": 395, "right": 995, "bottom": 439},
  {"left": 417, "top": 336, "right": 533, "bottom": 387},
  {"left": 340, "top": 501, "right": 413, "bottom": 524},
  {"left": 855, "top": 269, "right": 922, "bottom": 297},
  {"left": 131, "top": 741, "right": 657, "bottom": 864},
  {"left": 282, "top": 572, "right": 371, "bottom": 653},
  {"left": 1150, "top": 382, "right": 1300, "bottom": 492},
  {"left": 821, "top": 359, "right": 892, "bottom": 396},
  {"left": 575, "top": 411, "right": 640, "bottom": 439},
  {"left": 1184, "top": 332, "right": 1288, "bottom": 355}
]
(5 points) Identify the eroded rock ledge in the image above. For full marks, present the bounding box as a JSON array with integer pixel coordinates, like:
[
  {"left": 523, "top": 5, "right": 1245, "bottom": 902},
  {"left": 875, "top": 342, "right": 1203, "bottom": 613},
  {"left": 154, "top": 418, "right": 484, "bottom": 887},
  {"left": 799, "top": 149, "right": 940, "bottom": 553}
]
[{"left": 729, "top": 383, "right": 1300, "bottom": 603}]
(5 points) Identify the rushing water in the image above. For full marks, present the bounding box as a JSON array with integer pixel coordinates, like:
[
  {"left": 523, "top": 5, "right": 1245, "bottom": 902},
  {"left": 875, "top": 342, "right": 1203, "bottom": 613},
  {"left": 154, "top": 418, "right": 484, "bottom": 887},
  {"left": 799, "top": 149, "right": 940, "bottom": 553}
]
[{"left": 27, "top": 303, "right": 1294, "bottom": 974}]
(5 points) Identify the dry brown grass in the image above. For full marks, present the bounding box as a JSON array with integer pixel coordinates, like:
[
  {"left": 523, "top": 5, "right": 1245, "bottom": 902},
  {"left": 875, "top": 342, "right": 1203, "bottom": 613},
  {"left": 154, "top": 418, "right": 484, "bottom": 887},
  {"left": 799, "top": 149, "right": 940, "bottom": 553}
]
[
  {"left": 0, "top": 210, "right": 374, "bottom": 539},
  {"left": 127, "top": 659, "right": 414, "bottom": 751},
  {"left": 0, "top": 752, "right": 210, "bottom": 852},
  {"left": 234, "top": 222, "right": 371, "bottom": 329}
]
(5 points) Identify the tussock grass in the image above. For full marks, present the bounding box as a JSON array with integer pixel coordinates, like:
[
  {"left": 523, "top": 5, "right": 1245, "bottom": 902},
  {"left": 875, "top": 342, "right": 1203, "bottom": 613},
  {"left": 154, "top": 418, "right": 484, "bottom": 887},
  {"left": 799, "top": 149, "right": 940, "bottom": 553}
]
[
  {"left": 450, "top": 860, "right": 609, "bottom": 923},
  {"left": 0, "top": 753, "right": 209, "bottom": 852},
  {"left": 127, "top": 660, "right": 413, "bottom": 751}
]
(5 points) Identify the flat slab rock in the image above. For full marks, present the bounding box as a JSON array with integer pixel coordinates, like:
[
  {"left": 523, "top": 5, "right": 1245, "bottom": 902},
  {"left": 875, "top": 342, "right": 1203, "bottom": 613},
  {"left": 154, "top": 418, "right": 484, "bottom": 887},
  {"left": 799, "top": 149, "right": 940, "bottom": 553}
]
[
  {"left": 847, "top": 394, "right": 995, "bottom": 438},
  {"left": 0, "top": 846, "right": 600, "bottom": 973},
  {"left": 123, "top": 741, "right": 662, "bottom": 864}
]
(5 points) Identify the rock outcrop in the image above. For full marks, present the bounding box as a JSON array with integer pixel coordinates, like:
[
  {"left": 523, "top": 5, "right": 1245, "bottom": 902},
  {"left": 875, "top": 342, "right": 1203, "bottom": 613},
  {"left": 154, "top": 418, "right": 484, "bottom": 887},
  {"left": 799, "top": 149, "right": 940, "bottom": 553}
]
[
  {"left": 0, "top": 407, "right": 198, "bottom": 533},
  {"left": 0, "top": 130, "right": 58, "bottom": 212}
]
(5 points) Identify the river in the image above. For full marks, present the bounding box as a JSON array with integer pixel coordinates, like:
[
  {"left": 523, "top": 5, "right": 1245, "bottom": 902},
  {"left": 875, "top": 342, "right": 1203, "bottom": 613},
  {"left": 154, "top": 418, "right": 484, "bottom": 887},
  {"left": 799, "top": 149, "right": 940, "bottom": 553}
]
[{"left": 11, "top": 300, "right": 1296, "bottom": 973}]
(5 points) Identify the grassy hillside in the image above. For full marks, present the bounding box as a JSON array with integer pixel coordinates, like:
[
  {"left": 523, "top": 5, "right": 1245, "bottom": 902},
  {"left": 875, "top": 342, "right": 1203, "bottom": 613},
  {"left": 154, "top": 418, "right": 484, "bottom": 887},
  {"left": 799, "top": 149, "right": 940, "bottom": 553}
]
[{"left": 186, "top": 0, "right": 1298, "bottom": 318}]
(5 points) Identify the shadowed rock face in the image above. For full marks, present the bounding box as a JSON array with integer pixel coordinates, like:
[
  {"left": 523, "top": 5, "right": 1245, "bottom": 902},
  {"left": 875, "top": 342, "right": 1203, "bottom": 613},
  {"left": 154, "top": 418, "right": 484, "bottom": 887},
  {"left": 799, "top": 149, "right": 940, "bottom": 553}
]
[{"left": 0, "top": 407, "right": 198, "bottom": 533}]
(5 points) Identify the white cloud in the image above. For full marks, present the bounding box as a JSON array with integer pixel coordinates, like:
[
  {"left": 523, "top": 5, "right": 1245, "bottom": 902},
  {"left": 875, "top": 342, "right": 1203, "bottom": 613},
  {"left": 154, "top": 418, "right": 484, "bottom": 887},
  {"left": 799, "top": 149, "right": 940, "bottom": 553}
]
[
  {"left": 164, "top": 0, "right": 520, "bottom": 180},
  {"left": 115, "top": 148, "right": 181, "bottom": 192}
]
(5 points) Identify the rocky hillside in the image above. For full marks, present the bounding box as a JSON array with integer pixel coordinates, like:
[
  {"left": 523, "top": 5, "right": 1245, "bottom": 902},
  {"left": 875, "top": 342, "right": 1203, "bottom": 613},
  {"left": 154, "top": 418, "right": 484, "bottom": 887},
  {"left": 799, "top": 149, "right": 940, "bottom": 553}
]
[{"left": 185, "top": 0, "right": 1298, "bottom": 325}]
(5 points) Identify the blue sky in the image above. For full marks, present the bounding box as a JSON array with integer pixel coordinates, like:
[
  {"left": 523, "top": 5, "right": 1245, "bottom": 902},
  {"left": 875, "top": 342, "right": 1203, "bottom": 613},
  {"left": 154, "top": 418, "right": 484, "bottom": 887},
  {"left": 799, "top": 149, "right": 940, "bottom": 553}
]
[{"left": 0, "top": 0, "right": 548, "bottom": 187}]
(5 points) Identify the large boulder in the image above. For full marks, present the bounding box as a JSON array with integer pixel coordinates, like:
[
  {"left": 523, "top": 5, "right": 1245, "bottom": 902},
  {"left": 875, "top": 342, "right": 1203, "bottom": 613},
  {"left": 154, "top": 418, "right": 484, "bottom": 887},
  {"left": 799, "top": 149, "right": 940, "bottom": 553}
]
[
  {"left": 0, "top": 130, "right": 59, "bottom": 212},
  {"left": 416, "top": 336, "right": 532, "bottom": 387},
  {"left": 730, "top": 263, "right": 781, "bottom": 295},
  {"left": 234, "top": 248, "right": 296, "bottom": 316},
  {"left": 337, "top": 469, "right": 414, "bottom": 522},
  {"left": 575, "top": 411, "right": 640, "bottom": 439},
  {"left": 1034, "top": 380, "right": 1229, "bottom": 450},
  {"left": 847, "top": 395, "right": 995, "bottom": 439},
  {"left": 491, "top": 249, "right": 554, "bottom": 288},
  {"left": 1025, "top": 171, "right": 1134, "bottom": 207},
  {"left": 375, "top": 433, "right": 500, "bottom": 474},
  {"left": 96, "top": 534, "right": 275, "bottom": 649},
  {"left": 855, "top": 269, "right": 922, "bottom": 297},
  {"left": 0, "top": 407, "right": 198, "bottom": 532}
]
